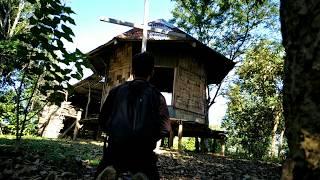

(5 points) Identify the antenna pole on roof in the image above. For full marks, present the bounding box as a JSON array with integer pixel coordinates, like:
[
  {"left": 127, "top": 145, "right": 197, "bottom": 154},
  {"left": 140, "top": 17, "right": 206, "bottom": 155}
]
[{"left": 141, "top": 0, "right": 149, "bottom": 52}]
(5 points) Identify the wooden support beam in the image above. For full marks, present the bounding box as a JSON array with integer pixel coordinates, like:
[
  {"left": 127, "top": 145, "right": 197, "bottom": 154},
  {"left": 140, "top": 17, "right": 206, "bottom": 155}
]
[
  {"left": 195, "top": 137, "right": 200, "bottom": 152},
  {"left": 200, "top": 138, "right": 208, "bottom": 152},
  {"left": 61, "top": 114, "right": 77, "bottom": 119},
  {"left": 141, "top": 0, "right": 149, "bottom": 52},
  {"left": 59, "top": 121, "right": 76, "bottom": 138},
  {"left": 100, "top": 17, "right": 140, "bottom": 28},
  {"left": 178, "top": 122, "right": 183, "bottom": 151},
  {"left": 211, "top": 139, "right": 217, "bottom": 153},
  {"left": 160, "top": 138, "right": 165, "bottom": 147},
  {"left": 73, "top": 111, "right": 82, "bottom": 140},
  {"left": 169, "top": 129, "right": 174, "bottom": 149},
  {"left": 85, "top": 84, "right": 91, "bottom": 119},
  {"left": 220, "top": 139, "right": 225, "bottom": 156},
  {"left": 100, "top": 68, "right": 110, "bottom": 111},
  {"left": 99, "top": 18, "right": 186, "bottom": 38}
]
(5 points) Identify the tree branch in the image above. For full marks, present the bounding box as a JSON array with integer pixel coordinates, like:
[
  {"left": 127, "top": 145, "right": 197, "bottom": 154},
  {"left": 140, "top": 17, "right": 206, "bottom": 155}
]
[
  {"left": 26, "top": 101, "right": 49, "bottom": 122},
  {"left": 20, "top": 73, "right": 41, "bottom": 137},
  {"left": 15, "top": 61, "right": 30, "bottom": 141},
  {"left": 230, "top": 3, "right": 254, "bottom": 61},
  {"left": 208, "top": 82, "right": 223, "bottom": 108},
  {"left": 9, "top": 0, "right": 25, "bottom": 38}
]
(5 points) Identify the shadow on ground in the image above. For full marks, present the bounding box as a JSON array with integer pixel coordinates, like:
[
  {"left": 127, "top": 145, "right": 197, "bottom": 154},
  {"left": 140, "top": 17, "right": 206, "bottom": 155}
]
[
  {"left": 0, "top": 136, "right": 282, "bottom": 179},
  {"left": 0, "top": 136, "right": 102, "bottom": 179},
  {"left": 157, "top": 150, "right": 282, "bottom": 179}
]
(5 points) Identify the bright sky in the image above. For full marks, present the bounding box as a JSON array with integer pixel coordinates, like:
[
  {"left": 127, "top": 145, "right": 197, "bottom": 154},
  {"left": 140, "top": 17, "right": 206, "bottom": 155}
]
[
  {"left": 68, "top": 0, "right": 173, "bottom": 53},
  {"left": 67, "top": 0, "right": 227, "bottom": 126}
]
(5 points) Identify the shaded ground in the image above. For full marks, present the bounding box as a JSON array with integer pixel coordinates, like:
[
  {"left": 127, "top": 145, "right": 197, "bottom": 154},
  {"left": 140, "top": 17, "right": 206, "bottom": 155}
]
[
  {"left": 0, "top": 137, "right": 282, "bottom": 179},
  {"left": 158, "top": 150, "right": 282, "bottom": 179}
]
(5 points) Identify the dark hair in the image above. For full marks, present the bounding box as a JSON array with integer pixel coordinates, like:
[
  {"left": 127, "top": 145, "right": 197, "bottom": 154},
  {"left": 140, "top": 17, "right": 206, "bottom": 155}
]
[{"left": 132, "top": 52, "right": 154, "bottom": 78}]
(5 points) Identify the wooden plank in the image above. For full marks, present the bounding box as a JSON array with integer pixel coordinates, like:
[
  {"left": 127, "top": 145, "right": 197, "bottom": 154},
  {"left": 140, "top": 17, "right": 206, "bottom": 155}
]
[
  {"left": 99, "top": 17, "right": 186, "bottom": 38},
  {"left": 59, "top": 121, "right": 76, "bottom": 138},
  {"left": 61, "top": 114, "right": 77, "bottom": 119}
]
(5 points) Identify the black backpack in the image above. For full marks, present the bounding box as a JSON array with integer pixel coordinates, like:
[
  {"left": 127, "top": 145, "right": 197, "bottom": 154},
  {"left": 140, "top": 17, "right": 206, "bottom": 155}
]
[{"left": 102, "top": 79, "right": 161, "bottom": 150}]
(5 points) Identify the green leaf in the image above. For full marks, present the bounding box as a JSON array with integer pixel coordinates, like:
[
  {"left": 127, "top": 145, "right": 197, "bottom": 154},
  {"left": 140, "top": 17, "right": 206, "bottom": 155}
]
[
  {"left": 61, "top": 15, "right": 76, "bottom": 25},
  {"left": 43, "top": 75, "right": 55, "bottom": 81},
  {"left": 1, "top": 0, "right": 81, "bottom": 138},
  {"left": 63, "top": 6, "right": 75, "bottom": 14},
  {"left": 71, "top": 73, "right": 82, "bottom": 80},
  {"left": 61, "top": 24, "right": 75, "bottom": 36},
  {"left": 56, "top": 39, "right": 64, "bottom": 49}
]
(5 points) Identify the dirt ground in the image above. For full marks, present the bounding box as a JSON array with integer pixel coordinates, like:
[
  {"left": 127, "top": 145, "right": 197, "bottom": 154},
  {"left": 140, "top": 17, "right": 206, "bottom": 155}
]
[
  {"left": 158, "top": 150, "right": 282, "bottom": 179},
  {"left": 0, "top": 146, "right": 282, "bottom": 180}
]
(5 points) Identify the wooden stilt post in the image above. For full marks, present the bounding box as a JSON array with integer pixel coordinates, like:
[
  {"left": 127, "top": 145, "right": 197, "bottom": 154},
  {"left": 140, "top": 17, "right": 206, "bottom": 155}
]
[
  {"left": 211, "top": 139, "right": 217, "bottom": 153},
  {"left": 169, "top": 128, "right": 174, "bottom": 149},
  {"left": 178, "top": 121, "right": 183, "bottom": 151},
  {"left": 195, "top": 137, "right": 200, "bottom": 152},
  {"left": 221, "top": 139, "right": 225, "bottom": 156},
  {"left": 200, "top": 138, "right": 208, "bottom": 152},
  {"left": 85, "top": 84, "right": 91, "bottom": 119},
  {"left": 160, "top": 138, "right": 165, "bottom": 147},
  {"left": 73, "top": 111, "right": 82, "bottom": 140}
]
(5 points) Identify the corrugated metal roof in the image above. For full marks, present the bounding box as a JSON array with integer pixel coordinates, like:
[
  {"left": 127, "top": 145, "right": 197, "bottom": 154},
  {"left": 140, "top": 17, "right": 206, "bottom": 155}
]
[{"left": 116, "top": 19, "right": 189, "bottom": 40}]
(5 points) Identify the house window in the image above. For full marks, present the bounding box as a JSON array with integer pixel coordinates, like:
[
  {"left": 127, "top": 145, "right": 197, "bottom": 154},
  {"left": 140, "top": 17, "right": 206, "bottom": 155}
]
[{"left": 150, "top": 67, "right": 174, "bottom": 105}]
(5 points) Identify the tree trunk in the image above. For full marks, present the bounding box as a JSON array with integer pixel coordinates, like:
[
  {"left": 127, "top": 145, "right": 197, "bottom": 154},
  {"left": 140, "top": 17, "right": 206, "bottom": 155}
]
[
  {"left": 278, "top": 128, "right": 285, "bottom": 158},
  {"left": 280, "top": 0, "right": 320, "bottom": 179},
  {"left": 270, "top": 112, "right": 280, "bottom": 157}
]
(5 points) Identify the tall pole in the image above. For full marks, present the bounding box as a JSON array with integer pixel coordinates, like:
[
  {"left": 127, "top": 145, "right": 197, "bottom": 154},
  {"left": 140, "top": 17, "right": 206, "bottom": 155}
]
[{"left": 141, "top": 0, "right": 149, "bottom": 52}]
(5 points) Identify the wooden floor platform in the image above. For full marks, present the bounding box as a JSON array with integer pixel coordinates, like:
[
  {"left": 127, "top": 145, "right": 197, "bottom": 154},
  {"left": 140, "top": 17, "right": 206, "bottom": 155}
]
[{"left": 168, "top": 118, "right": 227, "bottom": 155}]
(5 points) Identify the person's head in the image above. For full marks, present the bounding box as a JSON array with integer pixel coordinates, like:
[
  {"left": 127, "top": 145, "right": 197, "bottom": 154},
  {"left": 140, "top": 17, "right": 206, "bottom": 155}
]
[{"left": 132, "top": 52, "right": 154, "bottom": 80}]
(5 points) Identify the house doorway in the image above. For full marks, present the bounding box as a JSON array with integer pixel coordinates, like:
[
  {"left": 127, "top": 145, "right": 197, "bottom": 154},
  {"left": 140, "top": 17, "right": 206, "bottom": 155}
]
[{"left": 150, "top": 67, "right": 174, "bottom": 105}]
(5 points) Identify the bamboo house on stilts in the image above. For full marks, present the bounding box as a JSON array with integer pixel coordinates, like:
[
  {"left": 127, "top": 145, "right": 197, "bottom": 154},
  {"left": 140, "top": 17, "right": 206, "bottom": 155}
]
[{"left": 71, "top": 19, "right": 234, "bottom": 153}]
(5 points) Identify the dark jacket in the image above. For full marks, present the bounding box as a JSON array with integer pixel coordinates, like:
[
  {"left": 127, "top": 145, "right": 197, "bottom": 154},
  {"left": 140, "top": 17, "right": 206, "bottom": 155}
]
[{"left": 99, "top": 79, "right": 171, "bottom": 150}]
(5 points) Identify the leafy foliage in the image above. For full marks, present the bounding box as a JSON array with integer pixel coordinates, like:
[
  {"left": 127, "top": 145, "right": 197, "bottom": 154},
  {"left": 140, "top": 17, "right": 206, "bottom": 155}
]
[
  {"left": 0, "top": 0, "right": 88, "bottom": 140},
  {"left": 181, "top": 137, "right": 196, "bottom": 151},
  {"left": 170, "top": 0, "right": 280, "bottom": 125},
  {"left": 222, "top": 40, "right": 284, "bottom": 159},
  {"left": 170, "top": 0, "right": 279, "bottom": 61}
]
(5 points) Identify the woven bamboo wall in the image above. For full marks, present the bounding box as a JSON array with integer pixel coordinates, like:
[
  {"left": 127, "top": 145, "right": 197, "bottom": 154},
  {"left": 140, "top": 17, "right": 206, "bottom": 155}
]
[
  {"left": 100, "top": 44, "right": 207, "bottom": 124},
  {"left": 108, "top": 43, "right": 132, "bottom": 86},
  {"left": 174, "top": 56, "right": 206, "bottom": 123},
  {"left": 101, "top": 43, "right": 132, "bottom": 103}
]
